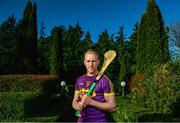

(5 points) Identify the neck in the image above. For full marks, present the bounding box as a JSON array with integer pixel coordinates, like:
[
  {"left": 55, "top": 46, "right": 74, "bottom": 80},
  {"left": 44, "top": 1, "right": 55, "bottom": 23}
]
[{"left": 87, "top": 71, "right": 99, "bottom": 77}]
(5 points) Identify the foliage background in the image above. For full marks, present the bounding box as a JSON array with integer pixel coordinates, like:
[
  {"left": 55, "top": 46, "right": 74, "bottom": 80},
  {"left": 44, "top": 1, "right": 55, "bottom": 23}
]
[{"left": 0, "top": 0, "right": 179, "bottom": 122}]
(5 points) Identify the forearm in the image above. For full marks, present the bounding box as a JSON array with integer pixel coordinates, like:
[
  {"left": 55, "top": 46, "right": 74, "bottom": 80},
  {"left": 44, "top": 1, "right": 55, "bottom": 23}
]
[
  {"left": 72, "top": 100, "right": 84, "bottom": 110},
  {"left": 89, "top": 100, "right": 116, "bottom": 112}
]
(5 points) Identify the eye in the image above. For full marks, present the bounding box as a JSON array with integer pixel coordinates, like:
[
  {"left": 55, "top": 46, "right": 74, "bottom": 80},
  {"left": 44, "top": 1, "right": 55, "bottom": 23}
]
[{"left": 92, "top": 60, "right": 96, "bottom": 63}]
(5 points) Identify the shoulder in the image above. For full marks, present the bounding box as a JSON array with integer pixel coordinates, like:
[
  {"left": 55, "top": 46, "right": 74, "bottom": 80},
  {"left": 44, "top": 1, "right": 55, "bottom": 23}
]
[
  {"left": 100, "top": 75, "right": 114, "bottom": 92},
  {"left": 99, "top": 75, "right": 112, "bottom": 87},
  {"left": 101, "top": 75, "right": 112, "bottom": 83},
  {"left": 76, "top": 74, "right": 86, "bottom": 82},
  {"left": 75, "top": 74, "right": 86, "bottom": 90}
]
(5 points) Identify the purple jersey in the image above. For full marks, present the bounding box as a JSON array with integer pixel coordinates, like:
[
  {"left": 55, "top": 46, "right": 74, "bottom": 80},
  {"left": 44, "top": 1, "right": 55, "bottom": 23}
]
[{"left": 75, "top": 74, "right": 114, "bottom": 122}]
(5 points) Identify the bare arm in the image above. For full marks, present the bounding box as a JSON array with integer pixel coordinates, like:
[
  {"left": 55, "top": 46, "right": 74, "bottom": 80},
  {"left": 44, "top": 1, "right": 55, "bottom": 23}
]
[
  {"left": 72, "top": 93, "right": 84, "bottom": 110},
  {"left": 82, "top": 94, "right": 116, "bottom": 112}
]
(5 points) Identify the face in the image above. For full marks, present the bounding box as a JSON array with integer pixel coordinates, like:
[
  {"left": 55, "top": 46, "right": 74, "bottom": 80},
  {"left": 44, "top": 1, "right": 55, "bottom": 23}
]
[{"left": 84, "top": 53, "right": 100, "bottom": 75}]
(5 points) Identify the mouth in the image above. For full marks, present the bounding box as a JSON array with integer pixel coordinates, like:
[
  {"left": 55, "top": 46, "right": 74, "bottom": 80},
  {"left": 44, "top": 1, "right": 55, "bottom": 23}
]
[{"left": 88, "top": 68, "right": 95, "bottom": 72}]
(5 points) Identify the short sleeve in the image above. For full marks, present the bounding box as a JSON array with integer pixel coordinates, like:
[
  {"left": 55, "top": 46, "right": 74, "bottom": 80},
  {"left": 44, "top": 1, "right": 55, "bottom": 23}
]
[
  {"left": 74, "top": 79, "right": 80, "bottom": 94},
  {"left": 102, "top": 76, "right": 115, "bottom": 96}
]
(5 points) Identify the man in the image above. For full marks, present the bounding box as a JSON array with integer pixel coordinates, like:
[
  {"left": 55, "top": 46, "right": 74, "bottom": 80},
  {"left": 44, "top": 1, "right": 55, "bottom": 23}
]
[{"left": 72, "top": 49, "right": 116, "bottom": 122}]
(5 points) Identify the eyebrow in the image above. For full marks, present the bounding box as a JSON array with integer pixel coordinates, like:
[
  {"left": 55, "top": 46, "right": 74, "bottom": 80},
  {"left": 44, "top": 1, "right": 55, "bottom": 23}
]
[{"left": 86, "top": 60, "right": 96, "bottom": 62}]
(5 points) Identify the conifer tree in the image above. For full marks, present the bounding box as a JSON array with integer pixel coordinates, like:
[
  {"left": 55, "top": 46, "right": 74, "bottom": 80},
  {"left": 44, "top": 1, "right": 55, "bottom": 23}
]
[
  {"left": 119, "top": 52, "right": 129, "bottom": 83},
  {"left": 95, "top": 29, "right": 115, "bottom": 78},
  {"left": 0, "top": 15, "right": 17, "bottom": 74},
  {"left": 17, "top": 0, "right": 38, "bottom": 73},
  {"left": 137, "top": 0, "right": 170, "bottom": 72},
  {"left": 83, "top": 31, "right": 93, "bottom": 50},
  {"left": 63, "top": 23, "right": 83, "bottom": 71},
  {"left": 114, "top": 26, "right": 126, "bottom": 88},
  {"left": 49, "top": 26, "right": 64, "bottom": 76},
  {"left": 61, "top": 23, "right": 85, "bottom": 83},
  {"left": 95, "top": 29, "right": 113, "bottom": 59},
  {"left": 80, "top": 31, "right": 93, "bottom": 60},
  {"left": 115, "top": 26, "right": 126, "bottom": 63},
  {"left": 129, "top": 23, "right": 138, "bottom": 72},
  {"left": 37, "top": 22, "right": 49, "bottom": 74}
]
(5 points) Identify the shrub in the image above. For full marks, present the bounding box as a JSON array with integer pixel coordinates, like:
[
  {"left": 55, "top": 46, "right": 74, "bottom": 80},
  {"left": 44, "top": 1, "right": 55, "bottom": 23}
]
[
  {"left": 141, "top": 61, "right": 180, "bottom": 114},
  {"left": 0, "top": 75, "right": 59, "bottom": 96},
  {"left": 0, "top": 75, "right": 66, "bottom": 122},
  {"left": 0, "top": 91, "right": 37, "bottom": 121},
  {"left": 112, "top": 96, "right": 149, "bottom": 122},
  {"left": 126, "top": 61, "right": 180, "bottom": 121}
]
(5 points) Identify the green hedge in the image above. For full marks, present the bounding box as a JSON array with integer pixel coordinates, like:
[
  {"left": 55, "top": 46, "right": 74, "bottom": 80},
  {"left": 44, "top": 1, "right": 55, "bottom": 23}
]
[
  {"left": 0, "top": 91, "right": 74, "bottom": 122},
  {"left": 112, "top": 96, "right": 146, "bottom": 122},
  {"left": 0, "top": 75, "right": 73, "bottom": 122},
  {"left": 0, "top": 91, "right": 37, "bottom": 121},
  {"left": 0, "top": 75, "right": 34, "bottom": 92},
  {"left": 0, "top": 75, "right": 60, "bottom": 97},
  {"left": 115, "top": 61, "right": 180, "bottom": 122},
  {"left": 112, "top": 96, "right": 180, "bottom": 122},
  {"left": 142, "top": 61, "right": 180, "bottom": 114}
]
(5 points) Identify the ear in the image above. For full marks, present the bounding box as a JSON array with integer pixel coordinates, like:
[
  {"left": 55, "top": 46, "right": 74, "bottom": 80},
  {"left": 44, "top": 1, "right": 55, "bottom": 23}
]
[
  {"left": 97, "top": 59, "right": 100, "bottom": 66},
  {"left": 84, "top": 60, "right": 86, "bottom": 66}
]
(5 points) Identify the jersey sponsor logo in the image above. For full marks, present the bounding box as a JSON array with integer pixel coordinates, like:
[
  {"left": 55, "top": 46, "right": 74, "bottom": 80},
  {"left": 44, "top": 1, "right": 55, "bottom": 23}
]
[
  {"left": 79, "top": 88, "right": 96, "bottom": 98},
  {"left": 86, "top": 81, "right": 91, "bottom": 87},
  {"left": 79, "top": 82, "right": 84, "bottom": 86}
]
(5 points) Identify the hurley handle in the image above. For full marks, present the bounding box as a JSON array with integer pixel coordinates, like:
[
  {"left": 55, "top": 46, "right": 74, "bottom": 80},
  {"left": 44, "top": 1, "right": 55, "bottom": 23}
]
[{"left": 75, "top": 80, "right": 98, "bottom": 116}]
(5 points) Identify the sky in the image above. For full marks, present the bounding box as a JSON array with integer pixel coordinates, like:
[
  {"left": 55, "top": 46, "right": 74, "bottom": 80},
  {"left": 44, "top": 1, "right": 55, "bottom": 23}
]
[{"left": 0, "top": 0, "right": 180, "bottom": 42}]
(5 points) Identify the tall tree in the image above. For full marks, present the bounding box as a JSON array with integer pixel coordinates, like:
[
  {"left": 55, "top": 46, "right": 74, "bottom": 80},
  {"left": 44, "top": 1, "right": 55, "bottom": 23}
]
[
  {"left": 49, "top": 26, "right": 64, "bottom": 76},
  {"left": 0, "top": 15, "right": 17, "bottom": 74},
  {"left": 37, "top": 22, "right": 49, "bottom": 74},
  {"left": 80, "top": 31, "right": 93, "bottom": 60},
  {"left": 129, "top": 23, "right": 139, "bottom": 72},
  {"left": 17, "top": 0, "right": 38, "bottom": 73},
  {"left": 62, "top": 23, "right": 84, "bottom": 83},
  {"left": 95, "top": 29, "right": 114, "bottom": 59},
  {"left": 95, "top": 29, "right": 115, "bottom": 79},
  {"left": 63, "top": 23, "right": 83, "bottom": 71},
  {"left": 137, "top": 0, "right": 170, "bottom": 72},
  {"left": 115, "top": 26, "right": 126, "bottom": 63},
  {"left": 114, "top": 26, "right": 127, "bottom": 88},
  {"left": 119, "top": 51, "right": 129, "bottom": 83}
]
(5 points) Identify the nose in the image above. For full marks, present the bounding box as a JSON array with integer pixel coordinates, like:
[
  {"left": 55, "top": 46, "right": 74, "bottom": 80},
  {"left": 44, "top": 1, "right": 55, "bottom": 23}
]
[{"left": 90, "top": 61, "right": 94, "bottom": 66}]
